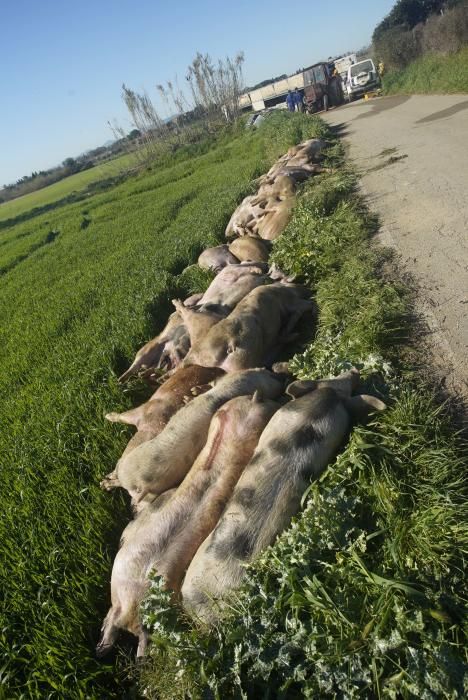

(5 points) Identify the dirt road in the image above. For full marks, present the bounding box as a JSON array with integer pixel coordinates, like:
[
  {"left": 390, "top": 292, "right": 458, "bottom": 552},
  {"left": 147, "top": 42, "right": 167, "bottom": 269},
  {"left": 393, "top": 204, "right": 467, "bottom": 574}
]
[{"left": 323, "top": 94, "right": 468, "bottom": 405}]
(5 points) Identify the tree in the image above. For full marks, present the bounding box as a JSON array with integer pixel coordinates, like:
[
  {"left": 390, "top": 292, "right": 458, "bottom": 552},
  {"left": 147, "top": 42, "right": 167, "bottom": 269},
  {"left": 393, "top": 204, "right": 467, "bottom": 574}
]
[
  {"left": 62, "top": 157, "right": 78, "bottom": 174},
  {"left": 127, "top": 129, "right": 141, "bottom": 140},
  {"left": 373, "top": 0, "right": 446, "bottom": 42}
]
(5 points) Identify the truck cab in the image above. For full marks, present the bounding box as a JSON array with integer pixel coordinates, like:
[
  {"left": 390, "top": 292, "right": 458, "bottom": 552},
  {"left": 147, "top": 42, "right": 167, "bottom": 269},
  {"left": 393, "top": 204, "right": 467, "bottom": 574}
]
[
  {"left": 302, "top": 62, "right": 344, "bottom": 113},
  {"left": 344, "top": 59, "right": 380, "bottom": 101}
]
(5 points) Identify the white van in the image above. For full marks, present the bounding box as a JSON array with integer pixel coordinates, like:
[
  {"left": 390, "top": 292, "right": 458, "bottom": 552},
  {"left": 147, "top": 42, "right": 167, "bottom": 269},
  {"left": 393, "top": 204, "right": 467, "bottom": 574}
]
[{"left": 344, "top": 59, "right": 380, "bottom": 101}]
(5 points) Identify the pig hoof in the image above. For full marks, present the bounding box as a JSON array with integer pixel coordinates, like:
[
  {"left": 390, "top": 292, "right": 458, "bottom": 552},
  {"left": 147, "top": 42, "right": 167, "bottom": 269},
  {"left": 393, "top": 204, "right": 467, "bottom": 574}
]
[
  {"left": 105, "top": 412, "right": 121, "bottom": 423},
  {"left": 100, "top": 476, "right": 119, "bottom": 491}
]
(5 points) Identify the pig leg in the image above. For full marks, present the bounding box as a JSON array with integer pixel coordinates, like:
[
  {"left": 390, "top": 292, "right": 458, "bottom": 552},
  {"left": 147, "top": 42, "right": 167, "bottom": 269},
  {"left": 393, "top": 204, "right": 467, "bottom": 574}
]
[
  {"left": 137, "top": 629, "right": 150, "bottom": 658},
  {"left": 158, "top": 343, "right": 187, "bottom": 371},
  {"left": 118, "top": 337, "right": 167, "bottom": 384},
  {"left": 100, "top": 471, "right": 121, "bottom": 491},
  {"left": 96, "top": 607, "right": 121, "bottom": 657},
  {"left": 105, "top": 406, "right": 143, "bottom": 428}
]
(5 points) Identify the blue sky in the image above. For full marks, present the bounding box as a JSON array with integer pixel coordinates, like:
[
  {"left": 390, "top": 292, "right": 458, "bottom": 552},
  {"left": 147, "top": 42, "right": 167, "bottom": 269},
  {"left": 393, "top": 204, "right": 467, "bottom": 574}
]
[{"left": 0, "top": 0, "right": 394, "bottom": 186}]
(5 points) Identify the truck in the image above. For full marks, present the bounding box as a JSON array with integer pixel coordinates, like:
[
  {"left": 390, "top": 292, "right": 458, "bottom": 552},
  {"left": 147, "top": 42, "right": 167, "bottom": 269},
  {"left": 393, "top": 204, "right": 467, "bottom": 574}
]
[
  {"left": 343, "top": 58, "right": 380, "bottom": 101},
  {"left": 333, "top": 54, "right": 357, "bottom": 82},
  {"left": 302, "top": 62, "right": 344, "bottom": 113}
]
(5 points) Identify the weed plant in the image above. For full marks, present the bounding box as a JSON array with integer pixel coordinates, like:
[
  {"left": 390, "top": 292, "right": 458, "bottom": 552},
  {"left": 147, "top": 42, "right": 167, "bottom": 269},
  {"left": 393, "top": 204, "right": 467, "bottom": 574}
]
[
  {"left": 383, "top": 47, "right": 468, "bottom": 95},
  {"left": 0, "top": 112, "right": 323, "bottom": 698},
  {"left": 140, "top": 131, "right": 467, "bottom": 698}
]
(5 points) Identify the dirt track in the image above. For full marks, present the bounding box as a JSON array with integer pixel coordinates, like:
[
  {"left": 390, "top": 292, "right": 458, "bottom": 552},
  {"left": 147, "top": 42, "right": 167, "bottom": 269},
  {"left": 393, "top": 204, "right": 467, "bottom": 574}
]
[{"left": 323, "top": 94, "right": 468, "bottom": 406}]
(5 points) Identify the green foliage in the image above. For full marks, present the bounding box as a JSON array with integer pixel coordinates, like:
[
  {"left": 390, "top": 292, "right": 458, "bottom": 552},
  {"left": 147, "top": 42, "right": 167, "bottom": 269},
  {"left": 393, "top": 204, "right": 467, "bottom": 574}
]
[
  {"left": 373, "top": 0, "right": 445, "bottom": 43},
  {"left": 0, "top": 112, "right": 324, "bottom": 698},
  {"left": 373, "top": 1, "right": 468, "bottom": 73},
  {"left": 383, "top": 46, "right": 468, "bottom": 94},
  {"left": 140, "top": 133, "right": 467, "bottom": 699},
  {"left": 270, "top": 167, "right": 406, "bottom": 378}
]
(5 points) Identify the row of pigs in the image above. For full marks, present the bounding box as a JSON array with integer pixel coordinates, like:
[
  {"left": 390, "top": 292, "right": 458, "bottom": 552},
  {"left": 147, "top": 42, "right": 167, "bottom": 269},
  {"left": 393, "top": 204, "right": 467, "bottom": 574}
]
[{"left": 96, "top": 138, "right": 386, "bottom": 658}]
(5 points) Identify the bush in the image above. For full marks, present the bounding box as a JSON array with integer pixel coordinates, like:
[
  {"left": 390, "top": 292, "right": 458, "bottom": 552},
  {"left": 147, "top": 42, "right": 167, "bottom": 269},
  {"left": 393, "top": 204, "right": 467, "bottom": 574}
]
[
  {"left": 373, "top": 2, "right": 468, "bottom": 72},
  {"left": 382, "top": 45, "right": 468, "bottom": 93},
  {"left": 374, "top": 24, "right": 423, "bottom": 71},
  {"left": 422, "top": 2, "right": 468, "bottom": 54}
]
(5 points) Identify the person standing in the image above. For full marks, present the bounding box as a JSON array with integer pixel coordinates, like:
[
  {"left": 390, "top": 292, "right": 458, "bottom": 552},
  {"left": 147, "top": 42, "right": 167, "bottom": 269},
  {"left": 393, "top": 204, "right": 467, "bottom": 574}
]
[
  {"left": 293, "top": 88, "right": 304, "bottom": 112},
  {"left": 286, "top": 90, "right": 295, "bottom": 112}
]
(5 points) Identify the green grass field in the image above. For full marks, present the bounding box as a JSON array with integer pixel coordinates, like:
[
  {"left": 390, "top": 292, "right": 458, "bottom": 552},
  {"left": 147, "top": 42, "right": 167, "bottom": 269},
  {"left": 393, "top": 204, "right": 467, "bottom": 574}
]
[
  {"left": 0, "top": 113, "right": 328, "bottom": 698},
  {"left": 383, "top": 47, "right": 468, "bottom": 95},
  {"left": 1, "top": 112, "right": 465, "bottom": 699},
  {"left": 0, "top": 151, "right": 137, "bottom": 222}
]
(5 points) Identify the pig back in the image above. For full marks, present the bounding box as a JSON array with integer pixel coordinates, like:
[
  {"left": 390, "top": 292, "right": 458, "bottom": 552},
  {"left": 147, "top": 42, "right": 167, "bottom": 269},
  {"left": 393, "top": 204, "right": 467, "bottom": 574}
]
[{"left": 182, "top": 389, "right": 351, "bottom": 621}]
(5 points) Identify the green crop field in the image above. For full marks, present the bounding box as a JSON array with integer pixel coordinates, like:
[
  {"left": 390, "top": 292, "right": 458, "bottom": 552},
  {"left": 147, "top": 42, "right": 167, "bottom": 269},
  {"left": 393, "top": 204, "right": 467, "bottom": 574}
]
[
  {"left": 1, "top": 112, "right": 465, "bottom": 700},
  {"left": 0, "top": 113, "right": 328, "bottom": 698},
  {"left": 0, "top": 151, "right": 137, "bottom": 223}
]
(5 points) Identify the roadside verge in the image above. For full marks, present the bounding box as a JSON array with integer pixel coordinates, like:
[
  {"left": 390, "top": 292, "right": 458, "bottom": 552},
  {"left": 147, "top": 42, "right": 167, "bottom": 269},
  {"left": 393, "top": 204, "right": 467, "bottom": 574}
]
[{"left": 139, "top": 122, "right": 467, "bottom": 699}]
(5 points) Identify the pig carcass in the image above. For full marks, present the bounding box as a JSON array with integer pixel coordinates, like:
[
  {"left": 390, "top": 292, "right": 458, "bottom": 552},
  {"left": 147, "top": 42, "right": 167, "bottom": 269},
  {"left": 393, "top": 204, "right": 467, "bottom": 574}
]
[
  {"left": 118, "top": 303, "right": 227, "bottom": 383},
  {"left": 198, "top": 244, "right": 239, "bottom": 272},
  {"left": 257, "top": 174, "right": 295, "bottom": 200},
  {"left": 101, "top": 369, "right": 285, "bottom": 504},
  {"left": 182, "top": 370, "right": 386, "bottom": 622},
  {"left": 255, "top": 196, "right": 296, "bottom": 240},
  {"left": 228, "top": 237, "right": 272, "bottom": 264},
  {"left": 118, "top": 312, "right": 188, "bottom": 383},
  {"left": 224, "top": 195, "right": 270, "bottom": 239},
  {"left": 102, "top": 365, "right": 225, "bottom": 463},
  {"left": 182, "top": 283, "right": 315, "bottom": 372},
  {"left": 96, "top": 393, "right": 278, "bottom": 657},
  {"left": 176, "top": 263, "right": 270, "bottom": 319}
]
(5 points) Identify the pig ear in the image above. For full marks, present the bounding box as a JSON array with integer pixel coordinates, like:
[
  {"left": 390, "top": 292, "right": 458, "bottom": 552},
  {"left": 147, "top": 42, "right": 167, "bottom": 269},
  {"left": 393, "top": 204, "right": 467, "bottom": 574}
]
[
  {"left": 345, "top": 394, "right": 387, "bottom": 421},
  {"left": 286, "top": 379, "right": 317, "bottom": 399}
]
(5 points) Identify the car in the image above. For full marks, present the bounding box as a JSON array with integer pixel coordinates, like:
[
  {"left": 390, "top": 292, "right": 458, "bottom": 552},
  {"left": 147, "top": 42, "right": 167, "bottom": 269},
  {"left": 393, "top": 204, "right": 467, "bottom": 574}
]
[{"left": 344, "top": 59, "right": 380, "bottom": 101}]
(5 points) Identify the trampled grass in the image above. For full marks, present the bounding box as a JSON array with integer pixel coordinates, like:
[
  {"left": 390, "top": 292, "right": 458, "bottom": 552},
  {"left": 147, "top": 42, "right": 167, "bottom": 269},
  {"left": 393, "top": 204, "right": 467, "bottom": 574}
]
[
  {"left": 383, "top": 47, "right": 468, "bottom": 95},
  {"left": 0, "top": 113, "right": 326, "bottom": 698},
  {"left": 140, "top": 136, "right": 467, "bottom": 698}
]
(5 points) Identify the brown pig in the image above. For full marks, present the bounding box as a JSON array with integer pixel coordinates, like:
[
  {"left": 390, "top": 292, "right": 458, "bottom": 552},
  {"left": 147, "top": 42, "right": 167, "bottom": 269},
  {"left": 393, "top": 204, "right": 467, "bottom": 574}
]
[
  {"left": 103, "top": 365, "right": 225, "bottom": 463},
  {"left": 228, "top": 237, "right": 272, "bottom": 263},
  {"left": 287, "top": 138, "right": 326, "bottom": 166},
  {"left": 273, "top": 163, "right": 326, "bottom": 183},
  {"left": 224, "top": 195, "right": 270, "bottom": 239},
  {"left": 182, "top": 283, "right": 315, "bottom": 372},
  {"left": 96, "top": 393, "right": 279, "bottom": 657},
  {"left": 257, "top": 174, "right": 295, "bottom": 200},
  {"left": 198, "top": 244, "right": 239, "bottom": 272},
  {"left": 100, "top": 369, "right": 285, "bottom": 505},
  {"left": 255, "top": 196, "right": 296, "bottom": 241},
  {"left": 182, "top": 370, "right": 386, "bottom": 622}
]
